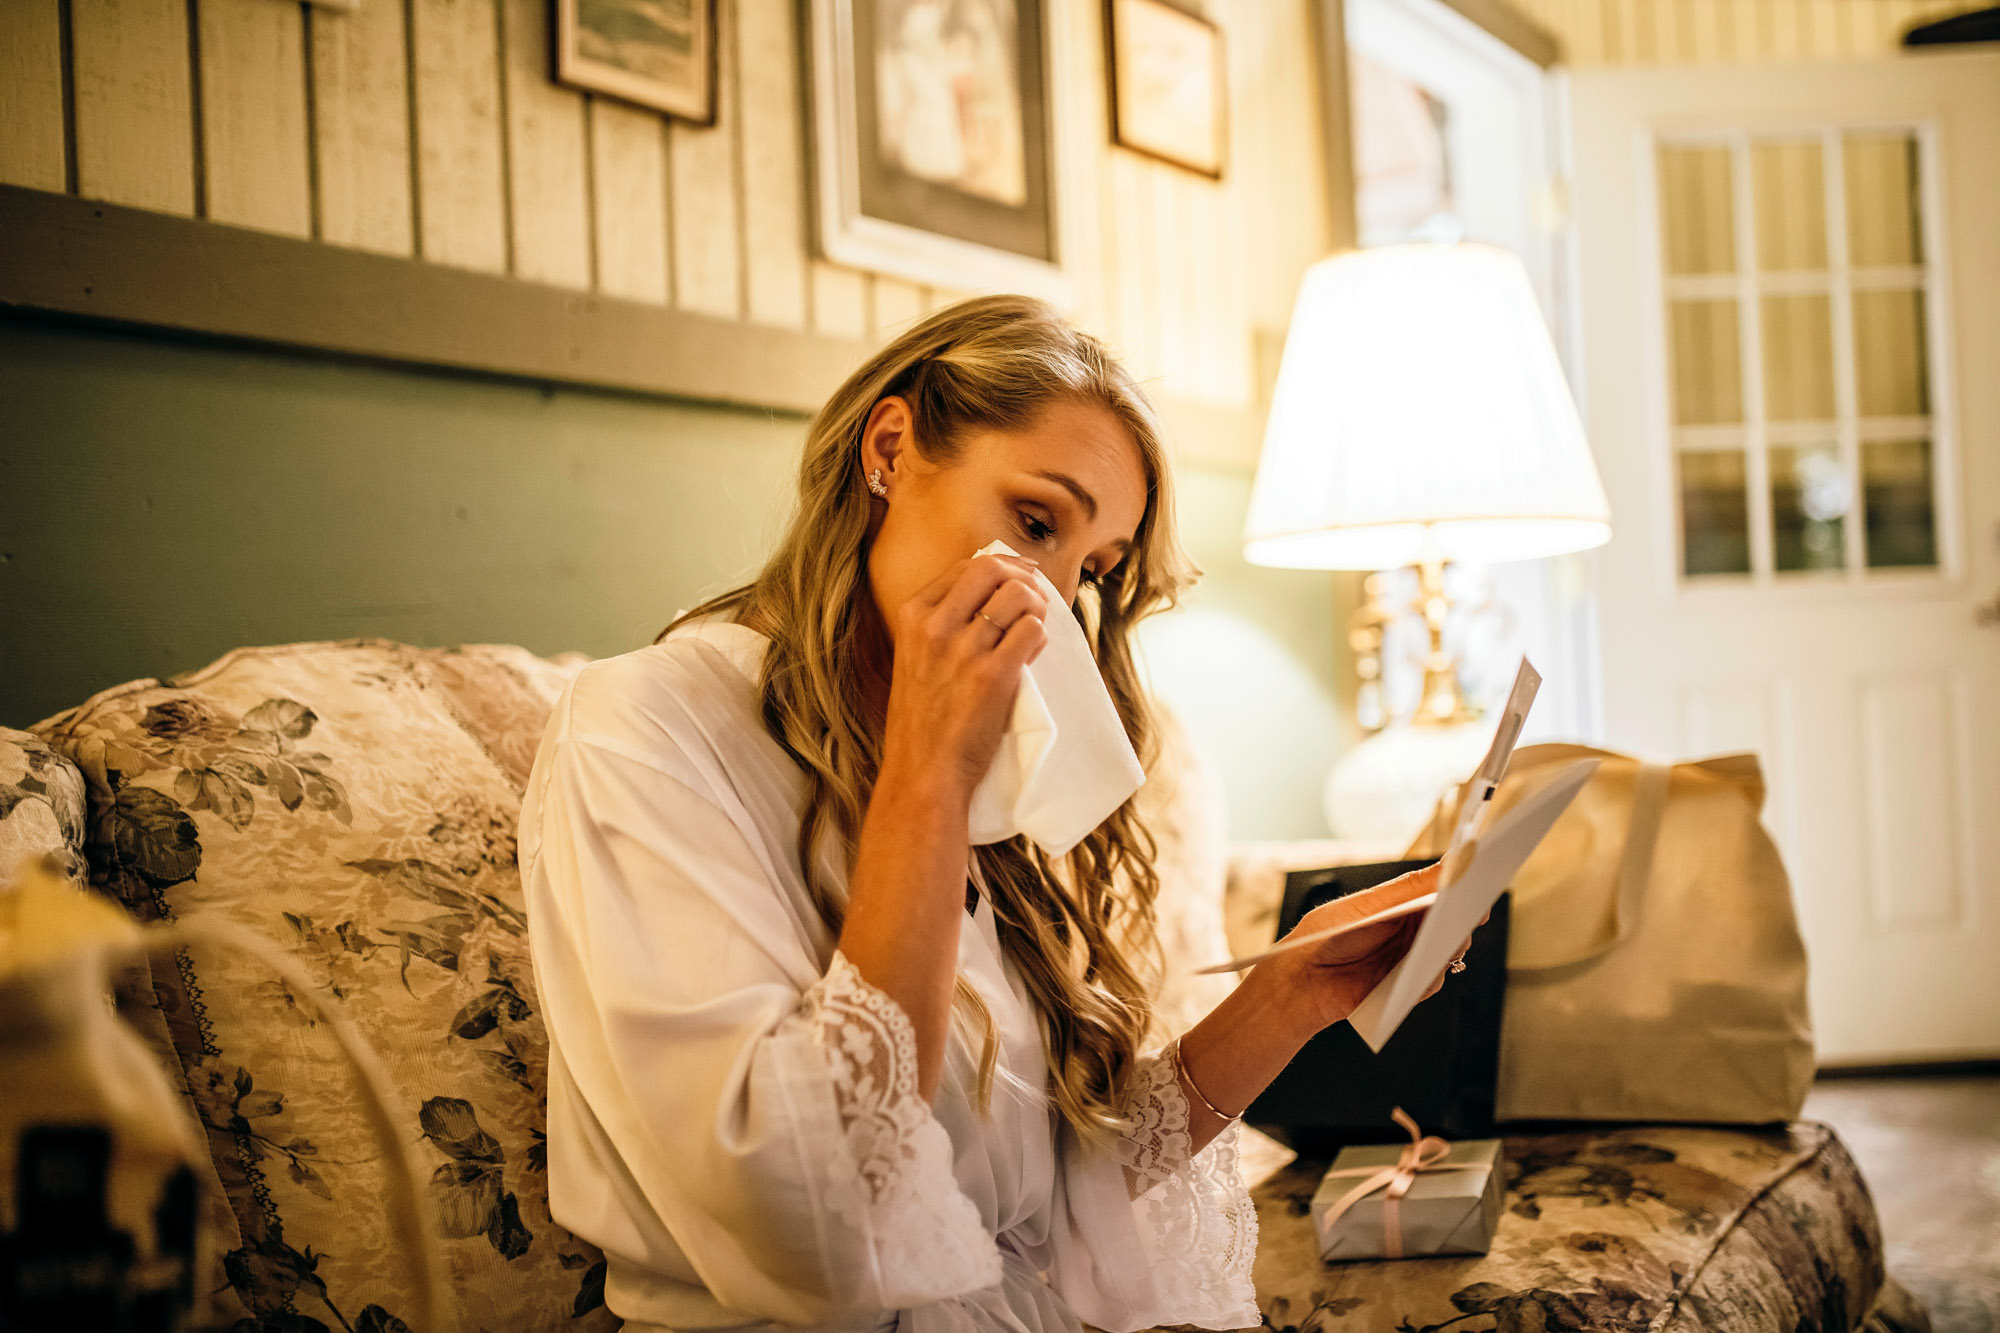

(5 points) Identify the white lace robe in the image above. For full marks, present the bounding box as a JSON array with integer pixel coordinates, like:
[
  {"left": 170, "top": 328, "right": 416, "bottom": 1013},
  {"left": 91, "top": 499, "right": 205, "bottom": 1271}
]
[{"left": 518, "top": 619, "right": 1259, "bottom": 1333}]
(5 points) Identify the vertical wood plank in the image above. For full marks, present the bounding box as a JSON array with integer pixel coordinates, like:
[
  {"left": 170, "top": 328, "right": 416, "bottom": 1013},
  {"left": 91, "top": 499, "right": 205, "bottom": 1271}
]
[
  {"left": 736, "top": 0, "right": 807, "bottom": 329},
  {"left": 924, "top": 285, "right": 969, "bottom": 315},
  {"left": 1058, "top": 0, "right": 1112, "bottom": 339},
  {"left": 1606, "top": 0, "right": 1638, "bottom": 64},
  {"left": 0, "top": 0, "right": 68, "bottom": 191},
  {"left": 69, "top": 0, "right": 195, "bottom": 214},
  {"left": 1731, "top": 0, "right": 1762, "bottom": 61},
  {"left": 1106, "top": 150, "right": 1159, "bottom": 382},
  {"left": 501, "top": 0, "right": 588, "bottom": 288},
  {"left": 810, "top": 263, "right": 869, "bottom": 338},
  {"left": 1770, "top": 0, "right": 1804, "bottom": 60},
  {"left": 198, "top": 0, "right": 311, "bottom": 236},
  {"left": 1649, "top": 0, "right": 1678, "bottom": 62},
  {"left": 589, "top": 99, "right": 670, "bottom": 302},
  {"left": 1883, "top": 0, "right": 1923, "bottom": 51},
  {"left": 1838, "top": 0, "right": 1870, "bottom": 54},
  {"left": 670, "top": 0, "right": 742, "bottom": 318},
  {"left": 310, "top": 0, "right": 414, "bottom": 255},
  {"left": 1809, "top": 0, "right": 1843, "bottom": 55},
  {"left": 410, "top": 0, "right": 507, "bottom": 272},
  {"left": 1152, "top": 163, "right": 1195, "bottom": 397},
  {"left": 1571, "top": 0, "right": 1608, "bottom": 64},
  {"left": 1690, "top": 0, "right": 1722, "bottom": 60},
  {"left": 870, "top": 276, "right": 924, "bottom": 340}
]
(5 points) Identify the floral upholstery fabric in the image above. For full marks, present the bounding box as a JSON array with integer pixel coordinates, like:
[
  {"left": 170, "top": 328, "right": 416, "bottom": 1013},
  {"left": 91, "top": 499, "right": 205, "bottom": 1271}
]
[
  {"left": 0, "top": 726, "right": 89, "bottom": 886},
  {"left": 29, "top": 638, "right": 602, "bottom": 1333},
  {"left": 1234, "top": 1122, "right": 1927, "bottom": 1333}
]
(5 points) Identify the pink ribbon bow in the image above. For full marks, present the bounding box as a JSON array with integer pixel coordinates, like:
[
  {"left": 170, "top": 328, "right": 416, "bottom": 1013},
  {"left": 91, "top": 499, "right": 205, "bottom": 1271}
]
[{"left": 1318, "top": 1107, "right": 1483, "bottom": 1259}]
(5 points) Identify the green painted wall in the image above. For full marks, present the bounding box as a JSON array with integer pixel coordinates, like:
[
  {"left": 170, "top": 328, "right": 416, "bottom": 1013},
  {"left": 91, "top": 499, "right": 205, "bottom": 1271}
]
[{"left": 0, "top": 315, "right": 1345, "bottom": 839}]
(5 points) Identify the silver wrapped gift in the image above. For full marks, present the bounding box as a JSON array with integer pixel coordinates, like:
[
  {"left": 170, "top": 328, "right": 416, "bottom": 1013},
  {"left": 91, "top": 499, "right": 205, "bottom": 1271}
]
[{"left": 1311, "top": 1134, "right": 1503, "bottom": 1262}]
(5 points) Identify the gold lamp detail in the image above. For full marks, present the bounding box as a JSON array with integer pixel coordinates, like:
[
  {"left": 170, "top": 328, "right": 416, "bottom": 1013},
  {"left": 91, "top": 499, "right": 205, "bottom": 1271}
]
[{"left": 1245, "top": 241, "right": 1613, "bottom": 839}]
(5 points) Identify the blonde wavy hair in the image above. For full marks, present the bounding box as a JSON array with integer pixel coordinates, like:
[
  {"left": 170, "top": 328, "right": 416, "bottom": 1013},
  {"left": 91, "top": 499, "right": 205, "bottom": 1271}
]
[{"left": 660, "top": 293, "right": 1198, "bottom": 1141}]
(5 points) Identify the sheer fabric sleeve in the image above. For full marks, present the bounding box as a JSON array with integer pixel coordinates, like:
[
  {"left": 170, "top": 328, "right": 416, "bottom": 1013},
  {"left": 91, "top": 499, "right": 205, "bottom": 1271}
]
[
  {"left": 1036, "top": 1046, "right": 1259, "bottom": 1333},
  {"left": 522, "top": 731, "right": 1002, "bottom": 1324}
]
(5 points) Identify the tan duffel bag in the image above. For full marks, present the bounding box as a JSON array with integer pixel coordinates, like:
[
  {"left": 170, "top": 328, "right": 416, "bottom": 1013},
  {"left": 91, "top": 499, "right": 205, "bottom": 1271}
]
[{"left": 1406, "top": 743, "right": 1816, "bottom": 1124}]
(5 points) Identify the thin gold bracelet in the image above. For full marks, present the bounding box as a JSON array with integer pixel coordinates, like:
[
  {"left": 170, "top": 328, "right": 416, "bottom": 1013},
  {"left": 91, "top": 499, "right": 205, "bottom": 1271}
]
[{"left": 1171, "top": 1035, "right": 1244, "bottom": 1124}]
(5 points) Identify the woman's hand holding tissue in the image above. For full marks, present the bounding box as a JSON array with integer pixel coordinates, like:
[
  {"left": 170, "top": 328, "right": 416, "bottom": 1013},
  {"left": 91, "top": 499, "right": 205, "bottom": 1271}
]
[
  {"left": 880, "top": 549, "right": 1051, "bottom": 797},
  {"left": 839, "top": 548, "right": 1049, "bottom": 1104}
]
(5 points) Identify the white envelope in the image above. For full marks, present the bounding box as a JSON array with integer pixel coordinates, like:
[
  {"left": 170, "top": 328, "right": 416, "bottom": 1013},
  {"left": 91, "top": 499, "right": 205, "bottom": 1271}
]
[
  {"left": 1346, "top": 757, "right": 1600, "bottom": 1051},
  {"left": 965, "top": 540, "right": 1147, "bottom": 857}
]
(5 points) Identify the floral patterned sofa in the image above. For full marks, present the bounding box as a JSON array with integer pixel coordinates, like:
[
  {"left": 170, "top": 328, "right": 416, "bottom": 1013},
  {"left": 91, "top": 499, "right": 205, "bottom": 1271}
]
[{"left": 0, "top": 638, "right": 1928, "bottom": 1333}]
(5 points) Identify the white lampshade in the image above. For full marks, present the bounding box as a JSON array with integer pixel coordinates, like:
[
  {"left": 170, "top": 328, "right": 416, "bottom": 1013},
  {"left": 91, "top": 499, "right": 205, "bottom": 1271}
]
[{"left": 1244, "top": 242, "right": 1612, "bottom": 570}]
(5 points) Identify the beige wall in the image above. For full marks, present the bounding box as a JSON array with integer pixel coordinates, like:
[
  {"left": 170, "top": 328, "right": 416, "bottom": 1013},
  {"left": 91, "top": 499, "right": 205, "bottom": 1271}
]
[
  {"left": 0, "top": 0, "right": 1340, "bottom": 465},
  {"left": 1505, "top": 0, "right": 1986, "bottom": 64}
]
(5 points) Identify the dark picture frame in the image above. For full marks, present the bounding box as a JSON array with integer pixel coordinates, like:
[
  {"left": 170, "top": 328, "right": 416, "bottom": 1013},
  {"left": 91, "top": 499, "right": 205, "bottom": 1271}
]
[
  {"left": 1105, "top": 0, "right": 1227, "bottom": 179},
  {"left": 553, "top": 0, "right": 719, "bottom": 125},
  {"left": 808, "top": 0, "right": 1070, "bottom": 300}
]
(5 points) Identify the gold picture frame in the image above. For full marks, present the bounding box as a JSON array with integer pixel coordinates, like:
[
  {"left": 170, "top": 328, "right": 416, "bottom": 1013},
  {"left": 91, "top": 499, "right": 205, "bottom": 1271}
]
[
  {"left": 1105, "top": 0, "right": 1226, "bottom": 179},
  {"left": 553, "top": 0, "right": 718, "bottom": 125}
]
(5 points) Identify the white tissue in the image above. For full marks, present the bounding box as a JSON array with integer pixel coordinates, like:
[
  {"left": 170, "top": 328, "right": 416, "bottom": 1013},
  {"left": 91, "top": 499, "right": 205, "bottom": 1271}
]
[{"left": 965, "top": 540, "right": 1147, "bottom": 857}]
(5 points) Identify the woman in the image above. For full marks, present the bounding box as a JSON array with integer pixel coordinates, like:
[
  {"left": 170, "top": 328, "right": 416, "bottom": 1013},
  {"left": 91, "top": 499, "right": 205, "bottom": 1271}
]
[{"left": 518, "top": 294, "right": 1451, "bottom": 1333}]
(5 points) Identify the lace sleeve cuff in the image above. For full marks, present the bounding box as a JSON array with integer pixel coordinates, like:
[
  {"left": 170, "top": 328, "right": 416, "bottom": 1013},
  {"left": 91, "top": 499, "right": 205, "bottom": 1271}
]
[
  {"left": 1109, "top": 1048, "right": 1260, "bottom": 1328},
  {"left": 792, "top": 949, "right": 1002, "bottom": 1307}
]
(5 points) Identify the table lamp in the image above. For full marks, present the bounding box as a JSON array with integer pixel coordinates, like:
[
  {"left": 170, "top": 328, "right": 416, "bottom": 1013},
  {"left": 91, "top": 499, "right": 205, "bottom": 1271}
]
[{"left": 1244, "top": 241, "right": 1612, "bottom": 840}]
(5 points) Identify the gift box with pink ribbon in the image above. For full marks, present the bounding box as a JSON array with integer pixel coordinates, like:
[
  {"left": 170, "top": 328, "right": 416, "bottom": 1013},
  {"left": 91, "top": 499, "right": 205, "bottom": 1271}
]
[{"left": 1310, "top": 1108, "right": 1504, "bottom": 1262}]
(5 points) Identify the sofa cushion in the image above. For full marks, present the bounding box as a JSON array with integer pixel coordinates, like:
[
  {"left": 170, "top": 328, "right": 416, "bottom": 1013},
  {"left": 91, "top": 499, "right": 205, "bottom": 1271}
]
[
  {"left": 33, "top": 638, "right": 604, "bottom": 1333},
  {"left": 0, "top": 726, "right": 89, "bottom": 887}
]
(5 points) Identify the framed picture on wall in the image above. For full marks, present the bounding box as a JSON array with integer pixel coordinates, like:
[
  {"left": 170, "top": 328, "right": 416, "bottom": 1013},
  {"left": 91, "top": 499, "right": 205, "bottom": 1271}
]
[
  {"left": 553, "top": 0, "right": 718, "bottom": 124},
  {"left": 1105, "top": 0, "right": 1226, "bottom": 178},
  {"left": 807, "top": 0, "right": 1070, "bottom": 301}
]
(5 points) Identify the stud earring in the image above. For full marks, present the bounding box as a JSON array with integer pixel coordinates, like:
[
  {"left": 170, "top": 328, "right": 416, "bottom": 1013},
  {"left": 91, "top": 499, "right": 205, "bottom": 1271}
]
[{"left": 866, "top": 468, "right": 889, "bottom": 498}]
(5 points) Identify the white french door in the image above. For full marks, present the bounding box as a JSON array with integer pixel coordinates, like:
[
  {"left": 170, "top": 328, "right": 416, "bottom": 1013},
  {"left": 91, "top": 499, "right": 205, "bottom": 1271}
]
[{"left": 1567, "top": 51, "right": 2000, "bottom": 1063}]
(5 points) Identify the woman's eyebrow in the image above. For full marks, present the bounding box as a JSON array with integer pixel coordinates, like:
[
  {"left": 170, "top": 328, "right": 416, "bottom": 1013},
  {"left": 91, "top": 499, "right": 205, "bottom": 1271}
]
[{"left": 1029, "top": 468, "right": 1097, "bottom": 520}]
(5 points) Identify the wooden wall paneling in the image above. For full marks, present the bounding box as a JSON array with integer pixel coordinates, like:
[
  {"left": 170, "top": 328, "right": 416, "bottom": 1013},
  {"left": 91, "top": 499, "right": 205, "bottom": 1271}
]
[
  {"left": 1151, "top": 164, "right": 1196, "bottom": 398},
  {"left": 1646, "top": 0, "right": 1677, "bottom": 62},
  {"left": 1103, "top": 150, "right": 1155, "bottom": 384},
  {"left": 410, "top": 0, "right": 508, "bottom": 272},
  {"left": 669, "top": 0, "right": 743, "bottom": 318},
  {"left": 1809, "top": 0, "right": 1843, "bottom": 56},
  {"left": 0, "top": 1, "right": 67, "bottom": 191},
  {"left": 1884, "top": 0, "right": 1923, "bottom": 47},
  {"left": 1689, "top": 0, "right": 1721, "bottom": 60},
  {"left": 1056, "top": 0, "right": 1112, "bottom": 342},
  {"left": 1199, "top": 174, "right": 1252, "bottom": 406},
  {"left": 197, "top": 0, "right": 312, "bottom": 236},
  {"left": 869, "top": 276, "right": 923, "bottom": 340},
  {"left": 68, "top": 0, "right": 195, "bottom": 215},
  {"left": 1841, "top": 0, "right": 1877, "bottom": 54},
  {"left": 1729, "top": 0, "right": 1761, "bottom": 62},
  {"left": 799, "top": 0, "right": 867, "bottom": 344},
  {"left": 1772, "top": 0, "right": 1806, "bottom": 58},
  {"left": 309, "top": 0, "right": 414, "bottom": 255},
  {"left": 809, "top": 263, "right": 868, "bottom": 339},
  {"left": 736, "top": 0, "right": 807, "bottom": 329},
  {"left": 0, "top": 183, "right": 866, "bottom": 413},
  {"left": 923, "top": 286, "right": 966, "bottom": 315},
  {"left": 588, "top": 98, "right": 670, "bottom": 303},
  {"left": 500, "top": 0, "right": 588, "bottom": 289}
]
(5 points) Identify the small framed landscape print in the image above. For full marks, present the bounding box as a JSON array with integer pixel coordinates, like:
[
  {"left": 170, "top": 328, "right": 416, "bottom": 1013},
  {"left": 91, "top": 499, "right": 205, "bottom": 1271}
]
[
  {"left": 1106, "top": 0, "right": 1226, "bottom": 178},
  {"left": 808, "top": 0, "right": 1070, "bottom": 302},
  {"left": 554, "top": 0, "right": 718, "bottom": 124}
]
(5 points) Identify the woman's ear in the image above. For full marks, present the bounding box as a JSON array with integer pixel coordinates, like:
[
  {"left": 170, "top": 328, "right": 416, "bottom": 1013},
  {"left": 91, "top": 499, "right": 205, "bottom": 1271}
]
[{"left": 859, "top": 395, "right": 913, "bottom": 486}]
